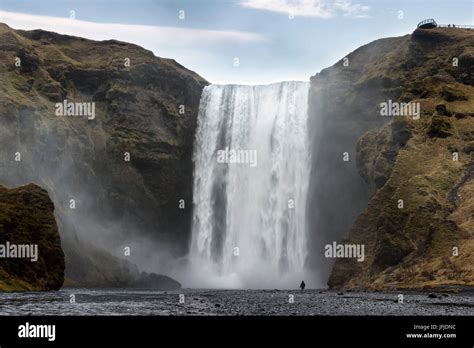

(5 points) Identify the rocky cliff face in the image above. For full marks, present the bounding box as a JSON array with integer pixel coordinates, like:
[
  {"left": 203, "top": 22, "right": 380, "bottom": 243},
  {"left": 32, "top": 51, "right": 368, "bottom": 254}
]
[
  {"left": 308, "top": 28, "right": 474, "bottom": 289},
  {"left": 0, "top": 184, "right": 65, "bottom": 291},
  {"left": 307, "top": 34, "right": 409, "bottom": 283},
  {"left": 0, "top": 23, "right": 208, "bottom": 285}
]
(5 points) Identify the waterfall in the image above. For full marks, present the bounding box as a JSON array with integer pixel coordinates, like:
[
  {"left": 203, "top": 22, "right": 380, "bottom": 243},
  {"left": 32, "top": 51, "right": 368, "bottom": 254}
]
[{"left": 188, "top": 81, "right": 311, "bottom": 289}]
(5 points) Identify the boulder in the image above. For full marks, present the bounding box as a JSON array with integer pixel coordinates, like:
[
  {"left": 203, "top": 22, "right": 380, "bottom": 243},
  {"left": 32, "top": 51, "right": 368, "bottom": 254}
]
[{"left": 0, "top": 184, "right": 65, "bottom": 291}]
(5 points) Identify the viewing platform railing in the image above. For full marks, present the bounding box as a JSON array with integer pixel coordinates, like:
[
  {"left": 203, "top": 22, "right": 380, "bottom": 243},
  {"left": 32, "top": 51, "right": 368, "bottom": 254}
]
[
  {"left": 417, "top": 18, "right": 437, "bottom": 28},
  {"left": 417, "top": 18, "right": 474, "bottom": 30},
  {"left": 438, "top": 24, "right": 474, "bottom": 29}
]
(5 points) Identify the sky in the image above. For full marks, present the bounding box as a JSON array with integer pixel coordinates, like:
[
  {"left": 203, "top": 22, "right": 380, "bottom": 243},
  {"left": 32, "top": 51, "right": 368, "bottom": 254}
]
[{"left": 0, "top": 0, "right": 473, "bottom": 84}]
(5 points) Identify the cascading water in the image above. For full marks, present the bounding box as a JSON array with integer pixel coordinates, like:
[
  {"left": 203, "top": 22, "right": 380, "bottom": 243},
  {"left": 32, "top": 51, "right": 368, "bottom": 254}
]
[{"left": 188, "top": 81, "right": 311, "bottom": 289}]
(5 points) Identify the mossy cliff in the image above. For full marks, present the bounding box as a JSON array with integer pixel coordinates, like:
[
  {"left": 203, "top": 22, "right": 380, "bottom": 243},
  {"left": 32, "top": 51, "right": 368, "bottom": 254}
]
[
  {"left": 308, "top": 27, "right": 474, "bottom": 290},
  {"left": 0, "top": 184, "right": 65, "bottom": 291},
  {"left": 0, "top": 23, "right": 207, "bottom": 286}
]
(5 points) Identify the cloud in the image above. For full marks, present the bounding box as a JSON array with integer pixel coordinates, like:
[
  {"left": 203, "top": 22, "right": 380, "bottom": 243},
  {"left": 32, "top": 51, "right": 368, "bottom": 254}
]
[
  {"left": 0, "top": 11, "right": 266, "bottom": 45},
  {"left": 240, "top": 0, "right": 370, "bottom": 18}
]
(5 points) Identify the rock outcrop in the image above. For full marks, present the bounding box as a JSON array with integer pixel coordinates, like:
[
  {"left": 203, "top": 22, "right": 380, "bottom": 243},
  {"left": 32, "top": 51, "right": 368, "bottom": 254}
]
[
  {"left": 307, "top": 33, "right": 410, "bottom": 283},
  {"left": 0, "top": 23, "right": 208, "bottom": 286},
  {"left": 308, "top": 27, "right": 474, "bottom": 289},
  {"left": 0, "top": 184, "right": 65, "bottom": 291}
]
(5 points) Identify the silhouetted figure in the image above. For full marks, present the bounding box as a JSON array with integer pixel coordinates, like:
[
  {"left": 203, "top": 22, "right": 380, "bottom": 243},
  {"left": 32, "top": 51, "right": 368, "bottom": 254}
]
[{"left": 300, "top": 280, "right": 306, "bottom": 291}]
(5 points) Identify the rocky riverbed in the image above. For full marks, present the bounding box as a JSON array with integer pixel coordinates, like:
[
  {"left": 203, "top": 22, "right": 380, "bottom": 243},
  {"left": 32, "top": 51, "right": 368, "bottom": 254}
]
[{"left": 0, "top": 289, "right": 472, "bottom": 316}]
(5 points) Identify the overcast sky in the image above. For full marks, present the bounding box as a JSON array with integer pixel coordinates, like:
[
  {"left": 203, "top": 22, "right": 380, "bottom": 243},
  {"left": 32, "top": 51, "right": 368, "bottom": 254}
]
[{"left": 1, "top": 0, "right": 473, "bottom": 84}]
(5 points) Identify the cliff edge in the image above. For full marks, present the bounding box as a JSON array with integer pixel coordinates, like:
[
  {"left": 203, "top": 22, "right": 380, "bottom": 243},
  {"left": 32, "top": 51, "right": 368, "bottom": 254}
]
[{"left": 309, "top": 27, "right": 474, "bottom": 290}]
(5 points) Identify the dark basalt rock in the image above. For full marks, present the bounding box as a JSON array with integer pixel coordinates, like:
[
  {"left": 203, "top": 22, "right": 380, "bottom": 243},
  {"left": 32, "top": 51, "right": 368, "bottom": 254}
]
[
  {"left": 428, "top": 115, "right": 452, "bottom": 138},
  {"left": 16, "top": 47, "right": 40, "bottom": 73},
  {"left": 435, "top": 103, "right": 451, "bottom": 116},
  {"left": 132, "top": 272, "right": 181, "bottom": 290},
  {"left": 0, "top": 184, "right": 65, "bottom": 291}
]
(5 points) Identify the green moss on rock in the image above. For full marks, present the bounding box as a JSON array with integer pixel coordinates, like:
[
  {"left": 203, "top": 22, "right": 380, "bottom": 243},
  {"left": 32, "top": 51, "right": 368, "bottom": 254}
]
[{"left": 0, "top": 184, "right": 65, "bottom": 291}]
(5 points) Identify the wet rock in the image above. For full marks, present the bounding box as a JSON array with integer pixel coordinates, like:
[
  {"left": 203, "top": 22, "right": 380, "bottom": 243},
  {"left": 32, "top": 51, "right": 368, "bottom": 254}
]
[{"left": 131, "top": 272, "right": 181, "bottom": 290}]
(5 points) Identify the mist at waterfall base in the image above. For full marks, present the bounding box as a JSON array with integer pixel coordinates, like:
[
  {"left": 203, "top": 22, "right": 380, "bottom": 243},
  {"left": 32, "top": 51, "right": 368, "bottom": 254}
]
[{"left": 183, "top": 81, "right": 313, "bottom": 289}]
